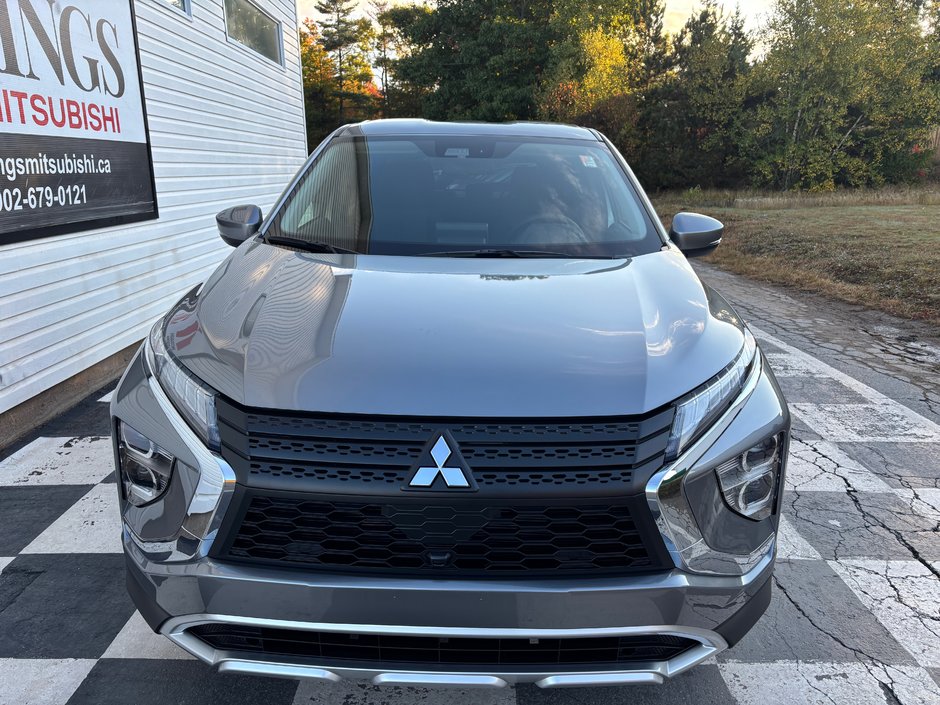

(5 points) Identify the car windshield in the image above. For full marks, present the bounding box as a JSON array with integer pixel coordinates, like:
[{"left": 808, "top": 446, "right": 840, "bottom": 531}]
[{"left": 265, "top": 132, "right": 663, "bottom": 258}]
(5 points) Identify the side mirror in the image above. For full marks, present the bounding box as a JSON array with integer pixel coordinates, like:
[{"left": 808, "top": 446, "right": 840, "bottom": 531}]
[
  {"left": 216, "top": 204, "right": 263, "bottom": 247},
  {"left": 670, "top": 212, "right": 723, "bottom": 257}
]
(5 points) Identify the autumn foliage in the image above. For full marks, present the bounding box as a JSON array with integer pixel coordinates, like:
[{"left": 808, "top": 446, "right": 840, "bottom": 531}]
[{"left": 301, "top": 0, "right": 940, "bottom": 191}]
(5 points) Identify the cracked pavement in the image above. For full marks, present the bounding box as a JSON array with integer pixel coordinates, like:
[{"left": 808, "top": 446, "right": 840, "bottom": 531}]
[{"left": 0, "top": 265, "right": 939, "bottom": 704}]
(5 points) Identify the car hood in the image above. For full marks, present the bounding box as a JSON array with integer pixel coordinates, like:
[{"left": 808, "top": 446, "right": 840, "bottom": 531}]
[{"left": 166, "top": 242, "right": 746, "bottom": 417}]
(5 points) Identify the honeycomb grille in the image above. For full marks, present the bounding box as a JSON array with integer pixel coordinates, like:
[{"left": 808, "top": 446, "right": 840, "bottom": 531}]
[
  {"left": 189, "top": 623, "right": 698, "bottom": 669},
  {"left": 220, "top": 494, "right": 666, "bottom": 577}
]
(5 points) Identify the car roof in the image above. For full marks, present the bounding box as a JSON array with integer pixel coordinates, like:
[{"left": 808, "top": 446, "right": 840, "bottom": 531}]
[{"left": 351, "top": 119, "right": 600, "bottom": 141}]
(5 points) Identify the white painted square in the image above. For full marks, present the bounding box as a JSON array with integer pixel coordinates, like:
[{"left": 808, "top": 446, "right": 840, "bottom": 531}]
[
  {"left": 0, "top": 658, "right": 96, "bottom": 705},
  {"left": 785, "top": 438, "right": 893, "bottom": 493},
  {"left": 893, "top": 488, "right": 940, "bottom": 523},
  {"left": 776, "top": 516, "right": 822, "bottom": 560},
  {"left": 0, "top": 558, "right": 13, "bottom": 574},
  {"left": 720, "top": 661, "right": 940, "bottom": 705},
  {"left": 756, "top": 326, "right": 940, "bottom": 410},
  {"left": 0, "top": 436, "right": 114, "bottom": 486},
  {"left": 764, "top": 352, "right": 831, "bottom": 378},
  {"left": 102, "top": 611, "right": 194, "bottom": 660},
  {"left": 791, "top": 403, "right": 940, "bottom": 443},
  {"left": 830, "top": 560, "right": 940, "bottom": 668},
  {"left": 22, "top": 484, "right": 122, "bottom": 554}
]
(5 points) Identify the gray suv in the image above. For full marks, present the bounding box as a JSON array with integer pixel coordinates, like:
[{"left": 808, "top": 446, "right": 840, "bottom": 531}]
[{"left": 111, "top": 120, "right": 789, "bottom": 689}]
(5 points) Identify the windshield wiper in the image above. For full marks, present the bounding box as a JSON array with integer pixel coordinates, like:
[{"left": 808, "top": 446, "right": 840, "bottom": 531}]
[
  {"left": 264, "top": 234, "right": 357, "bottom": 255},
  {"left": 421, "top": 248, "right": 574, "bottom": 258}
]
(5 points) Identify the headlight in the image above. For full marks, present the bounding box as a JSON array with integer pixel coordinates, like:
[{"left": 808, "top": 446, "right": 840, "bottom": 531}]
[
  {"left": 667, "top": 329, "right": 757, "bottom": 459},
  {"left": 716, "top": 434, "right": 783, "bottom": 521},
  {"left": 144, "top": 319, "right": 221, "bottom": 450},
  {"left": 118, "top": 422, "right": 174, "bottom": 507}
]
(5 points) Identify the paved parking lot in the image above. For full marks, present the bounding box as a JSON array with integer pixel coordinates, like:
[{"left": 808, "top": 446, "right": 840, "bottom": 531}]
[{"left": 1, "top": 264, "right": 939, "bottom": 705}]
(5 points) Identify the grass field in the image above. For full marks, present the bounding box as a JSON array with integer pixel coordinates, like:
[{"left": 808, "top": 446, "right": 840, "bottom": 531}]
[{"left": 652, "top": 187, "right": 940, "bottom": 325}]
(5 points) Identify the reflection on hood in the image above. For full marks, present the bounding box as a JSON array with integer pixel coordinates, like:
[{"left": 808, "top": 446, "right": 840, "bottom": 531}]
[{"left": 169, "top": 244, "right": 745, "bottom": 417}]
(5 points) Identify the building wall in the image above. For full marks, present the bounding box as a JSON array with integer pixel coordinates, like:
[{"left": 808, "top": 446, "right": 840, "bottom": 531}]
[{"left": 0, "top": 0, "right": 308, "bottom": 415}]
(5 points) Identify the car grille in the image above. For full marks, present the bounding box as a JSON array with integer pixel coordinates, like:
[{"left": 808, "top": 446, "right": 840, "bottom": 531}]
[
  {"left": 189, "top": 624, "right": 698, "bottom": 670},
  {"left": 216, "top": 493, "right": 667, "bottom": 576},
  {"left": 214, "top": 400, "right": 674, "bottom": 577},
  {"left": 216, "top": 399, "right": 674, "bottom": 498}
]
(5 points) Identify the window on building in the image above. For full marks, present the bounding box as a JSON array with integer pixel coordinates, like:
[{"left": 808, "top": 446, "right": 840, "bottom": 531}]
[
  {"left": 224, "top": 0, "right": 283, "bottom": 65},
  {"left": 162, "top": 0, "right": 191, "bottom": 15}
]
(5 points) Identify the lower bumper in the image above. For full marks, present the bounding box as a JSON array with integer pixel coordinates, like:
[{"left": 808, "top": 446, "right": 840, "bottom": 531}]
[
  {"left": 125, "top": 529, "right": 773, "bottom": 686},
  {"left": 164, "top": 615, "right": 727, "bottom": 688}
]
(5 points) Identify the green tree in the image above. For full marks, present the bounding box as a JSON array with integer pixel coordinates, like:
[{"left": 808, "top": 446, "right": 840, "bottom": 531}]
[
  {"left": 299, "top": 19, "right": 338, "bottom": 148},
  {"left": 671, "top": 3, "right": 752, "bottom": 185},
  {"left": 370, "top": 1, "right": 394, "bottom": 116},
  {"left": 298, "top": 0, "right": 940, "bottom": 188},
  {"left": 315, "top": 0, "right": 377, "bottom": 122},
  {"left": 371, "top": 3, "right": 433, "bottom": 117},
  {"left": 623, "top": 0, "right": 671, "bottom": 93},
  {"left": 387, "top": 0, "right": 558, "bottom": 121},
  {"left": 747, "top": 0, "right": 940, "bottom": 190},
  {"left": 537, "top": 1, "right": 665, "bottom": 123}
]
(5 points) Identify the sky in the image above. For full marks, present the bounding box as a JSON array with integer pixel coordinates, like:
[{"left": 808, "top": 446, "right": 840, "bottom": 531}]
[
  {"left": 664, "top": 0, "right": 772, "bottom": 32},
  {"left": 296, "top": 0, "right": 775, "bottom": 33}
]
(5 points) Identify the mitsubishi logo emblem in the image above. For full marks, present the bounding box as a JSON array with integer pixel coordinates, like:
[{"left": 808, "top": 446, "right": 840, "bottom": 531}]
[{"left": 406, "top": 434, "right": 476, "bottom": 490}]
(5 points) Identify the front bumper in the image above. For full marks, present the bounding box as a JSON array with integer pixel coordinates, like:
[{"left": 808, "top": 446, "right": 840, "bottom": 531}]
[
  {"left": 112, "top": 346, "right": 788, "bottom": 687},
  {"left": 124, "top": 532, "right": 772, "bottom": 686}
]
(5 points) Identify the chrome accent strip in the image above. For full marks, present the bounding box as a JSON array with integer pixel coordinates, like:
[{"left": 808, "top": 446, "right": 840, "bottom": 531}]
[
  {"left": 536, "top": 673, "right": 663, "bottom": 688},
  {"left": 218, "top": 661, "right": 341, "bottom": 683},
  {"left": 646, "top": 354, "right": 776, "bottom": 576},
  {"left": 123, "top": 376, "right": 236, "bottom": 562},
  {"left": 146, "top": 376, "right": 226, "bottom": 517},
  {"left": 373, "top": 674, "right": 508, "bottom": 688},
  {"left": 161, "top": 615, "right": 726, "bottom": 687},
  {"left": 163, "top": 614, "right": 728, "bottom": 641}
]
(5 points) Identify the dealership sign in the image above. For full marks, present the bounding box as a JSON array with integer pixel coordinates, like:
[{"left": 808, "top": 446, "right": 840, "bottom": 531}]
[{"left": 0, "top": 0, "right": 157, "bottom": 245}]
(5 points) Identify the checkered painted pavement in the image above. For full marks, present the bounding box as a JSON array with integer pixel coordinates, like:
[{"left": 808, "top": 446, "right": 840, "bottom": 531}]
[{"left": 1, "top": 309, "right": 939, "bottom": 703}]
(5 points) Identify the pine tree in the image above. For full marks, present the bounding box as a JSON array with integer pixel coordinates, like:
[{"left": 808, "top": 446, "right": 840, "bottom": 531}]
[
  {"left": 315, "top": 0, "right": 374, "bottom": 121},
  {"left": 299, "top": 19, "right": 338, "bottom": 148}
]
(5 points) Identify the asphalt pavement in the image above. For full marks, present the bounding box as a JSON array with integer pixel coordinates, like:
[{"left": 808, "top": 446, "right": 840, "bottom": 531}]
[{"left": 0, "top": 262, "right": 938, "bottom": 705}]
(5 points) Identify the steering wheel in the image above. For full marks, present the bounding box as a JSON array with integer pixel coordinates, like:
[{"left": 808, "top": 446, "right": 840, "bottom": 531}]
[{"left": 510, "top": 214, "right": 590, "bottom": 244}]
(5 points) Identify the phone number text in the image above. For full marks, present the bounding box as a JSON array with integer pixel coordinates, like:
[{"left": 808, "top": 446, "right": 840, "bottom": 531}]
[{"left": 0, "top": 185, "right": 88, "bottom": 212}]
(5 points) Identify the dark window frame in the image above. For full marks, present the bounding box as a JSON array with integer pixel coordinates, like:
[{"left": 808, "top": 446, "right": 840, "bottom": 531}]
[{"left": 222, "top": 0, "right": 285, "bottom": 67}]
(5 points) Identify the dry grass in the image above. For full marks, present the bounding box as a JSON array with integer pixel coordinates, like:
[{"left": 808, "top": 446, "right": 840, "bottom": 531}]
[
  {"left": 651, "top": 187, "right": 940, "bottom": 325},
  {"left": 656, "top": 185, "right": 940, "bottom": 210}
]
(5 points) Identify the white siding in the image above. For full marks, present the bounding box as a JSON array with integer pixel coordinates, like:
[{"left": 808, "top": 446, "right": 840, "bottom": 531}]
[{"left": 0, "top": 0, "right": 308, "bottom": 414}]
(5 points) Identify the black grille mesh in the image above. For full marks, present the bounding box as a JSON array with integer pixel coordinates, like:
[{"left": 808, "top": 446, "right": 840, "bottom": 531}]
[
  {"left": 214, "top": 400, "right": 673, "bottom": 576},
  {"left": 190, "top": 624, "right": 698, "bottom": 669},
  {"left": 221, "top": 494, "right": 664, "bottom": 576},
  {"left": 477, "top": 469, "right": 633, "bottom": 487},
  {"left": 216, "top": 401, "right": 674, "bottom": 497}
]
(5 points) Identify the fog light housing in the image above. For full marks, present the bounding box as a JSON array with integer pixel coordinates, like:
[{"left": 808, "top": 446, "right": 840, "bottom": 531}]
[
  {"left": 715, "top": 434, "right": 783, "bottom": 521},
  {"left": 118, "top": 422, "right": 174, "bottom": 507}
]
